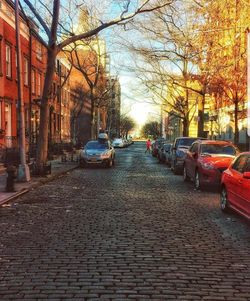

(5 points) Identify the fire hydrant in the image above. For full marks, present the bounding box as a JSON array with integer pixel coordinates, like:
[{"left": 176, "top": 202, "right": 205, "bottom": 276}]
[{"left": 6, "top": 165, "right": 17, "bottom": 192}]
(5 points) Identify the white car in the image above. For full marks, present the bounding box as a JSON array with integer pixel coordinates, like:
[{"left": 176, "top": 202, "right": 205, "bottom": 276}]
[{"left": 112, "top": 138, "right": 125, "bottom": 148}]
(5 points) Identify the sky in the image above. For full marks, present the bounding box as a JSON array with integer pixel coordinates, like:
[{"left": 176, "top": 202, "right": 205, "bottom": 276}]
[{"left": 99, "top": 1, "right": 162, "bottom": 128}]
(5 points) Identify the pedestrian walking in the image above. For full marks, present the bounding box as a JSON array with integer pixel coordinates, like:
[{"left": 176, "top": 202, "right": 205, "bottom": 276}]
[{"left": 145, "top": 139, "right": 152, "bottom": 154}]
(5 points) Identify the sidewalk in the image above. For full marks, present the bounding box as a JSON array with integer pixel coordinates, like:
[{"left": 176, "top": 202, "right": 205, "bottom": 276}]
[{"left": 0, "top": 158, "right": 79, "bottom": 206}]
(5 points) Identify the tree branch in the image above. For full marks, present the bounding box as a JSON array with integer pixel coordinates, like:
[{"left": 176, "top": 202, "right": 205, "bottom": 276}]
[{"left": 22, "top": 0, "right": 51, "bottom": 38}]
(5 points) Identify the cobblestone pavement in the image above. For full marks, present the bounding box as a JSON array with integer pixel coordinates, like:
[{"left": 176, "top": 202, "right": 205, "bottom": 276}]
[{"left": 0, "top": 142, "right": 249, "bottom": 301}]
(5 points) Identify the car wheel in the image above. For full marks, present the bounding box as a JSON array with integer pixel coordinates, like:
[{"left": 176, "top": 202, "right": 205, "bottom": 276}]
[
  {"left": 220, "top": 187, "right": 230, "bottom": 213},
  {"left": 79, "top": 159, "right": 86, "bottom": 168},
  {"left": 173, "top": 161, "right": 178, "bottom": 174},
  {"left": 194, "top": 170, "right": 202, "bottom": 190},
  {"left": 183, "top": 165, "right": 190, "bottom": 182}
]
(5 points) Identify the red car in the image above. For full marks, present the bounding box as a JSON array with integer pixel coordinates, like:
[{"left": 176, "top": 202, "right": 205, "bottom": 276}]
[
  {"left": 221, "top": 152, "right": 250, "bottom": 220},
  {"left": 183, "top": 140, "right": 238, "bottom": 189}
]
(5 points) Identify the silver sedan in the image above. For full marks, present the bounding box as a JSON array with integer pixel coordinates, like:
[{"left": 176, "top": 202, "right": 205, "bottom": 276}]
[{"left": 79, "top": 140, "right": 115, "bottom": 168}]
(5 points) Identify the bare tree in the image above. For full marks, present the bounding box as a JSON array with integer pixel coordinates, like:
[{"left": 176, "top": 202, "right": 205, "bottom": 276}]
[
  {"left": 64, "top": 38, "right": 111, "bottom": 139},
  {"left": 120, "top": 115, "right": 135, "bottom": 139},
  {"left": 20, "top": 0, "right": 174, "bottom": 172},
  {"left": 123, "top": 3, "right": 201, "bottom": 137}
]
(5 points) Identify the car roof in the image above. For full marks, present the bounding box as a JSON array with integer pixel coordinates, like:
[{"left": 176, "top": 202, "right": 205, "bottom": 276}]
[
  {"left": 175, "top": 137, "right": 206, "bottom": 140},
  {"left": 237, "top": 152, "right": 250, "bottom": 156},
  {"left": 198, "top": 140, "right": 233, "bottom": 145}
]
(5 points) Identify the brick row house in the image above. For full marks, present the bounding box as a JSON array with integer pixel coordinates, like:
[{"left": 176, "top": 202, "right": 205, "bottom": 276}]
[
  {"left": 0, "top": 0, "right": 73, "bottom": 161},
  {"left": 0, "top": 0, "right": 47, "bottom": 151},
  {"left": 0, "top": 0, "right": 117, "bottom": 165}
]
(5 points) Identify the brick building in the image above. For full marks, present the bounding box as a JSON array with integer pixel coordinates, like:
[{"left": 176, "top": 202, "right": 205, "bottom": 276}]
[
  {"left": 0, "top": 0, "right": 47, "bottom": 153},
  {"left": 0, "top": 0, "right": 115, "bottom": 164}
]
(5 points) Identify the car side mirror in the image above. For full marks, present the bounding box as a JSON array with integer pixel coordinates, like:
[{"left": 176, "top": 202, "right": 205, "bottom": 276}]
[{"left": 243, "top": 172, "right": 250, "bottom": 179}]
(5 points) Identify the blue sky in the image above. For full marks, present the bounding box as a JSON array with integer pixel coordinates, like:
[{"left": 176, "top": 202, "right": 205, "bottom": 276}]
[{"left": 101, "top": 1, "right": 161, "bottom": 126}]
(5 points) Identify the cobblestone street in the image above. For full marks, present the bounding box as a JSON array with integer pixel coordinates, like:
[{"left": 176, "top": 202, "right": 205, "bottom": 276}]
[{"left": 0, "top": 142, "right": 250, "bottom": 301}]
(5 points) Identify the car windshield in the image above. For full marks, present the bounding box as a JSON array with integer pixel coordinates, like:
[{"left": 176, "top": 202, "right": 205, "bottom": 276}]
[
  {"left": 164, "top": 145, "right": 171, "bottom": 150},
  {"left": 86, "top": 141, "right": 109, "bottom": 150},
  {"left": 177, "top": 138, "right": 197, "bottom": 148},
  {"left": 201, "top": 144, "right": 236, "bottom": 156}
]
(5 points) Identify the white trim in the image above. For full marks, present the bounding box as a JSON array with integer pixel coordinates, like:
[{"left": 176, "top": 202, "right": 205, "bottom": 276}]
[{"left": 0, "top": 0, "right": 29, "bottom": 40}]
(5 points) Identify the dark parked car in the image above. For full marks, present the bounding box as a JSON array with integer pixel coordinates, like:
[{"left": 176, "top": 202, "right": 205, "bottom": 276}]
[
  {"left": 152, "top": 138, "right": 166, "bottom": 157},
  {"left": 158, "top": 143, "right": 172, "bottom": 165},
  {"left": 171, "top": 137, "right": 206, "bottom": 174},
  {"left": 183, "top": 140, "right": 238, "bottom": 189}
]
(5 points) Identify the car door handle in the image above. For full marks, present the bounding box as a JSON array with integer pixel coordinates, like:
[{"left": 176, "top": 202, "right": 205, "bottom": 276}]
[{"left": 238, "top": 179, "right": 243, "bottom": 184}]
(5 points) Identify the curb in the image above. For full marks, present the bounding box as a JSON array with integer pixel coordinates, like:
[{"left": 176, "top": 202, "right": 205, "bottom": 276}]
[
  {"left": 0, "top": 165, "right": 78, "bottom": 207},
  {"left": 0, "top": 189, "right": 29, "bottom": 206}
]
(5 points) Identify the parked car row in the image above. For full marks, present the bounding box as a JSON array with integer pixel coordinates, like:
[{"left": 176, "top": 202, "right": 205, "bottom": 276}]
[
  {"left": 78, "top": 135, "right": 134, "bottom": 168},
  {"left": 112, "top": 138, "right": 133, "bottom": 148},
  {"left": 152, "top": 136, "right": 250, "bottom": 220}
]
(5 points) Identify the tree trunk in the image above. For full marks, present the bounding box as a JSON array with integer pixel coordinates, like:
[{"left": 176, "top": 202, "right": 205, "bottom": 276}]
[
  {"left": 234, "top": 100, "right": 239, "bottom": 145},
  {"left": 36, "top": 47, "right": 57, "bottom": 171},
  {"left": 182, "top": 117, "right": 189, "bottom": 137},
  {"left": 198, "top": 93, "right": 205, "bottom": 137},
  {"left": 90, "top": 94, "right": 96, "bottom": 139}
]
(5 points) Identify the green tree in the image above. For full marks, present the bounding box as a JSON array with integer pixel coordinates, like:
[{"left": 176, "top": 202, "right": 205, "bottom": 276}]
[{"left": 142, "top": 121, "right": 161, "bottom": 139}]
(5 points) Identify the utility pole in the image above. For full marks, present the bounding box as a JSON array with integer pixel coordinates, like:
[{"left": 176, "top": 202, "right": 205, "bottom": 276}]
[
  {"left": 15, "top": 0, "right": 30, "bottom": 182},
  {"left": 96, "top": 106, "right": 100, "bottom": 138}
]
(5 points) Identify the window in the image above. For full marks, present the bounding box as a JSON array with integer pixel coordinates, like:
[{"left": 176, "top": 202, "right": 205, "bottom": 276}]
[
  {"left": 0, "top": 36, "right": 2, "bottom": 75},
  {"left": 244, "top": 157, "right": 250, "bottom": 172},
  {"left": 25, "top": 107, "right": 29, "bottom": 133},
  {"left": 15, "top": 51, "right": 17, "bottom": 79},
  {"left": 190, "top": 143, "right": 198, "bottom": 153},
  {"left": 232, "top": 155, "right": 248, "bottom": 174},
  {"left": 31, "top": 69, "right": 36, "bottom": 94},
  {"left": 36, "top": 42, "right": 42, "bottom": 60},
  {"left": 37, "top": 73, "right": 41, "bottom": 96},
  {"left": 6, "top": 44, "right": 12, "bottom": 78},
  {"left": 201, "top": 144, "right": 236, "bottom": 156},
  {"left": 24, "top": 57, "right": 28, "bottom": 85}
]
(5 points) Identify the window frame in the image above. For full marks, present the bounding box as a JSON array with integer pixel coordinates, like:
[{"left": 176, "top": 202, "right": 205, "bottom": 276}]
[
  {"left": 31, "top": 69, "right": 36, "bottom": 94},
  {"left": 5, "top": 43, "right": 12, "bottom": 79},
  {"left": 37, "top": 72, "right": 41, "bottom": 97},
  {"left": 190, "top": 143, "right": 198, "bottom": 153},
  {"left": 0, "top": 36, "right": 3, "bottom": 76},
  {"left": 243, "top": 157, "right": 250, "bottom": 173},
  {"left": 231, "top": 155, "right": 248, "bottom": 174},
  {"left": 23, "top": 57, "right": 29, "bottom": 86},
  {"left": 36, "top": 42, "right": 42, "bottom": 61}
]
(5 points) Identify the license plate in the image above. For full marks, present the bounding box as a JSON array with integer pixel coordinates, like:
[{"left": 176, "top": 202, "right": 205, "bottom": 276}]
[{"left": 91, "top": 158, "right": 97, "bottom": 162}]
